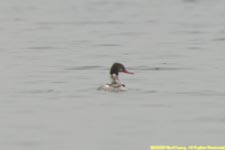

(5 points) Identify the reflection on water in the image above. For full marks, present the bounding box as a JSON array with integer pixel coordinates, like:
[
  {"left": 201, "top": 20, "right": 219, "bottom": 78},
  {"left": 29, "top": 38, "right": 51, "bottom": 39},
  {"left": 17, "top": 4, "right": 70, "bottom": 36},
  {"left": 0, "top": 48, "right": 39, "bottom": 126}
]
[{"left": 1, "top": 0, "right": 225, "bottom": 149}]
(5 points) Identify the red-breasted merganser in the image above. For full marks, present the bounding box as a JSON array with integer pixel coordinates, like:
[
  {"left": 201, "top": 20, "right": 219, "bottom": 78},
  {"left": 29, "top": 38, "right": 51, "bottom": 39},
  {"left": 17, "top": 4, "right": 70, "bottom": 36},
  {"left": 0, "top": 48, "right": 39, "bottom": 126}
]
[{"left": 98, "top": 63, "right": 134, "bottom": 92}]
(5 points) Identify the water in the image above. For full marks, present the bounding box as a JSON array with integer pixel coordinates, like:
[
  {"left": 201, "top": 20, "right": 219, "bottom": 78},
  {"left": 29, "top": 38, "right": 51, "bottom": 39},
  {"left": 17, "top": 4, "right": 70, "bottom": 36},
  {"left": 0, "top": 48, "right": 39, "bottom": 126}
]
[{"left": 1, "top": 0, "right": 225, "bottom": 149}]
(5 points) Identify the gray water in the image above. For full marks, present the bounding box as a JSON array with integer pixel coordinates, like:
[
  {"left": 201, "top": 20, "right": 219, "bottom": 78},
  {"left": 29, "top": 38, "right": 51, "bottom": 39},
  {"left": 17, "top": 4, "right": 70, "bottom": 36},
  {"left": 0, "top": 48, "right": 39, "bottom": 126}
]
[{"left": 1, "top": 0, "right": 225, "bottom": 149}]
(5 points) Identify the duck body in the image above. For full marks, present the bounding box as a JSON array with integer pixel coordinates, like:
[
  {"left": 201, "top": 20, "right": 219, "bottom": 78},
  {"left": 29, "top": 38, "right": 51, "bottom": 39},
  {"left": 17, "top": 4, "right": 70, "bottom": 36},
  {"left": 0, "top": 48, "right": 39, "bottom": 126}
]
[
  {"left": 98, "top": 83, "right": 127, "bottom": 92},
  {"left": 98, "top": 63, "right": 133, "bottom": 92}
]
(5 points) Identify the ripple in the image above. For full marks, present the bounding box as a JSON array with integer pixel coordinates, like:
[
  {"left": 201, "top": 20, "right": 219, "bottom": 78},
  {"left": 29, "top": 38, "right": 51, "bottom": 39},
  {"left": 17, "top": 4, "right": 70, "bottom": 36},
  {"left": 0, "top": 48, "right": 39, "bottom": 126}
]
[
  {"left": 187, "top": 46, "right": 202, "bottom": 50},
  {"left": 176, "top": 91, "right": 225, "bottom": 96},
  {"left": 142, "top": 90, "right": 158, "bottom": 94},
  {"left": 37, "top": 20, "right": 125, "bottom": 26},
  {"left": 26, "top": 46, "right": 57, "bottom": 50},
  {"left": 193, "top": 116, "right": 225, "bottom": 123},
  {"left": 213, "top": 37, "right": 225, "bottom": 42},
  {"left": 183, "top": 0, "right": 198, "bottom": 3},
  {"left": 66, "top": 65, "right": 102, "bottom": 71},
  {"left": 93, "top": 43, "right": 121, "bottom": 47},
  {"left": 140, "top": 103, "right": 171, "bottom": 108},
  {"left": 108, "top": 31, "right": 146, "bottom": 37},
  {"left": 16, "top": 140, "right": 41, "bottom": 147},
  {"left": 130, "top": 66, "right": 189, "bottom": 71},
  {"left": 20, "top": 89, "right": 56, "bottom": 94},
  {"left": 175, "top": 30, "right": 206, "bottom": 35},
  {"left": 185, "top": 31, "right": 206, "bottom": 34}
]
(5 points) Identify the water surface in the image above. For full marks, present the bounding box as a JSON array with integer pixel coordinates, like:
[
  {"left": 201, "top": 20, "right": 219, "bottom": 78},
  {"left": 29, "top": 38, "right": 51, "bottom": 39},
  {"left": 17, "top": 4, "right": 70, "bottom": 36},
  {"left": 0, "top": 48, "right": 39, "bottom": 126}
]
[{"left": 1, "top": 0, "right": 225, "bottom": 150}]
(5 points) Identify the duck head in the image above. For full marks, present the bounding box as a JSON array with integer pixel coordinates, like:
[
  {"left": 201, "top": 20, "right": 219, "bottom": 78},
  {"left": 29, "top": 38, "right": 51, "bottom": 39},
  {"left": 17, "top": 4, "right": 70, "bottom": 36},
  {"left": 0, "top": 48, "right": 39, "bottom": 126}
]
[{"left": 110, "top": 63, "right": 134, "bottom": 76}]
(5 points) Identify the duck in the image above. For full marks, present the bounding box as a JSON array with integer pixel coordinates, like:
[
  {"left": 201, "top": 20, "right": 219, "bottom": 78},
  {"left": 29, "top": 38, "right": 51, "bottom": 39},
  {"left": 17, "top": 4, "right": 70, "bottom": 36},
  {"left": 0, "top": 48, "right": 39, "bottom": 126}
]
[{"left": 98, "top": 63, "right": 134, "bottom": 92}]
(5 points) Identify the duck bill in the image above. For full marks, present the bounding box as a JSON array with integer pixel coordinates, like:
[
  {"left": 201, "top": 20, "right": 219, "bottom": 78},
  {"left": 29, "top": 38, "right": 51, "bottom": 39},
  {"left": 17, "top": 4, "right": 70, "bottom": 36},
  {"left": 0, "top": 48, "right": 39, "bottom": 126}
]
[{"left": 123, "top": 70, "right": 134, "bottom": 74}]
